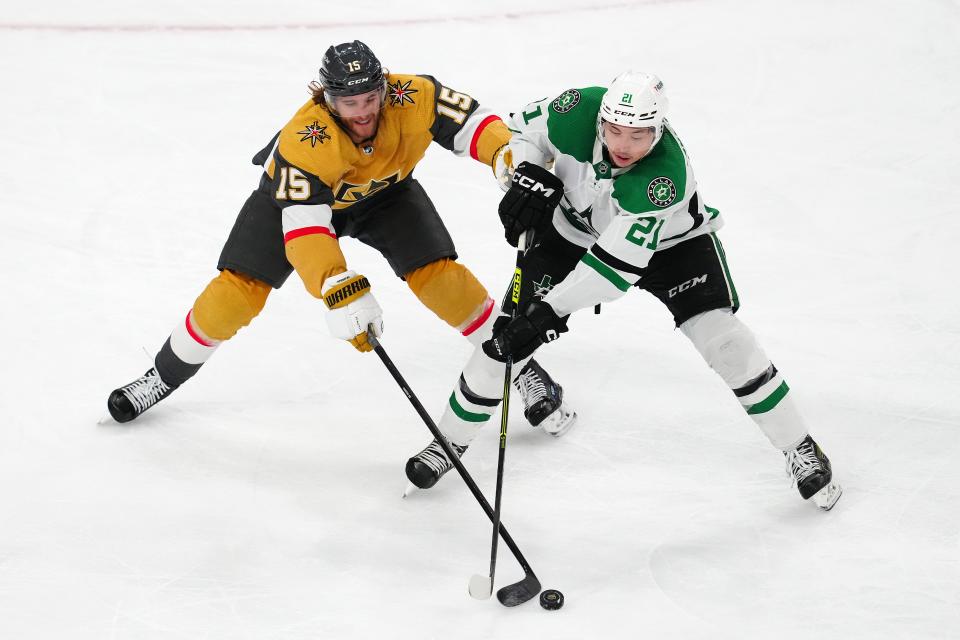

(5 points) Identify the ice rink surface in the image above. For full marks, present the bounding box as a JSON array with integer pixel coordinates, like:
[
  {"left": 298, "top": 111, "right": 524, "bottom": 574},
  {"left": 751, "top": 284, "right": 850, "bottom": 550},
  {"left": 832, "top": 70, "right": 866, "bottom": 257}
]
[{"left": 1, "top": 0, "right": 959, "bottom": 638}]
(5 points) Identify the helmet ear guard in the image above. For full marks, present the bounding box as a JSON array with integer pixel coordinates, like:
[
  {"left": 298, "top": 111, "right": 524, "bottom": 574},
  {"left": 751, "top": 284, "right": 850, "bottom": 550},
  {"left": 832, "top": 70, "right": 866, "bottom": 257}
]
[{"left": 596, "top": 71, "right": 669, "bottom": 150}]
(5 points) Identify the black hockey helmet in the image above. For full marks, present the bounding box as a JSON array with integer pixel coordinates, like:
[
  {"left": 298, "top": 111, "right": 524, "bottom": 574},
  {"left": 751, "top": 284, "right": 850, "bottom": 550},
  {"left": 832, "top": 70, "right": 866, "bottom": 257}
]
[{"left": 318, "top": 40, "right": 385, "bottom": 97}]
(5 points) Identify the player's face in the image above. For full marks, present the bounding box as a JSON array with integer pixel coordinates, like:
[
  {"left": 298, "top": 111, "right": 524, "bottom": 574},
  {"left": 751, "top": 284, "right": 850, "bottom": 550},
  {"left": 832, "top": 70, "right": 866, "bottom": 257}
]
[
  {"left": 603, "top": 122, "right": 656, "bottom": 166},
  {"left": 331, "top": 89, "right": 383, "bottom": 142}
]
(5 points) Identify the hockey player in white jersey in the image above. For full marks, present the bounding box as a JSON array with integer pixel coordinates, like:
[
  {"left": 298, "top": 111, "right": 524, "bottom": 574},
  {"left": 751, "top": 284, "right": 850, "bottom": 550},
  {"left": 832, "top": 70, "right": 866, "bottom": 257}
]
[{"left": 411, "top": 71, "right": 841, "bottom": 510}]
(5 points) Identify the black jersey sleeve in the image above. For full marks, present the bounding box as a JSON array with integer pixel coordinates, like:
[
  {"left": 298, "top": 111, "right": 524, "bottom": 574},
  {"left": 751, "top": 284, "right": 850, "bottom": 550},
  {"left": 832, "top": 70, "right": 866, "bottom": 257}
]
[{"left": 421, "top": 74, "right": 483, "bottom": 152}]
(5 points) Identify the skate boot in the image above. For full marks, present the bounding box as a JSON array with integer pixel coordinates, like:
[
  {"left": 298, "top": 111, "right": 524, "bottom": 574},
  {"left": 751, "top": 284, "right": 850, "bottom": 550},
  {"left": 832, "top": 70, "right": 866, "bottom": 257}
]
[
  {"left": 405, "top": 438, "right": 468, "bottom": 489},
  {"left": 514, "top": 359, "right": 577, "bottom": 437},
  {"left": 107, "top": 367, "right": 175, "bottom": 423},
  {"left": 785, "top": 435, "right": 842, "bottom": 510}
]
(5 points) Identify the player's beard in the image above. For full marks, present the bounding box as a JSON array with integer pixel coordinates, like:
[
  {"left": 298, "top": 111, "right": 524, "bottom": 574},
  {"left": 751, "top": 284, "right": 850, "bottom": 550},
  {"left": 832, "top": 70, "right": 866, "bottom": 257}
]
[{"left": 343, "top": 112, "right": 380, "bottom": 144}]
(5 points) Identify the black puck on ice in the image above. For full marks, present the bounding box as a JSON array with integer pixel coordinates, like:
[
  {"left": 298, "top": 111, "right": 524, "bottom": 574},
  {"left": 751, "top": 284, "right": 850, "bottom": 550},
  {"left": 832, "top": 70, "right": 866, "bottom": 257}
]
[{"left": 539, "top": 589, "right": 564, "bottom": 610}]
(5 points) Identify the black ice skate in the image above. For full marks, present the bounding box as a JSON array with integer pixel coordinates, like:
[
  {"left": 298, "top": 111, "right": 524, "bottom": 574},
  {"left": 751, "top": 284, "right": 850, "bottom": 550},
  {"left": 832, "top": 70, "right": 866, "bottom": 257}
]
[
  {"left": 514, "top": 360, "right": 577, "bottom": 437},
  {"left": 107, "top": 367, "right": 175, "bottom": 423},
  {"left": 785, "top": 435, "right": 842, "bottom": 510},
  {"left": 405, "top": 438, "right": 468, "bottom": 489}
]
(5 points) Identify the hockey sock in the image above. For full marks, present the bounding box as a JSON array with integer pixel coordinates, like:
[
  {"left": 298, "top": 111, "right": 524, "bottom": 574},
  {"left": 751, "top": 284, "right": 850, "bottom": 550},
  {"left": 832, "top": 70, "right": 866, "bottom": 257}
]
[
  {"left": 681, "top": 308, "right": 808, "bottom": 450},
  {"left": 437, "top": 344, "right": 535, "bottom": 445},
  {"left": 405, "top": 259, "right": 496, "bottom": 345},
  {"left": 155, "top": 308, "right": 221, "bottom": 387},
  {"left": 153, "top": 270, "right": 270, "bottom": 387},
  {"left": 732, "top": 364, "right": 808, "bottom": 450}
]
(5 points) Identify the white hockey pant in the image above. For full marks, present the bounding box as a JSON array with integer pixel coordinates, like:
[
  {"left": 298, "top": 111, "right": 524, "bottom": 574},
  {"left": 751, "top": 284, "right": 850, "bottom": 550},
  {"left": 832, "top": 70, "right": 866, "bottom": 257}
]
[{"left": 680, "top": 308, "right": 808, "bottom": 451}]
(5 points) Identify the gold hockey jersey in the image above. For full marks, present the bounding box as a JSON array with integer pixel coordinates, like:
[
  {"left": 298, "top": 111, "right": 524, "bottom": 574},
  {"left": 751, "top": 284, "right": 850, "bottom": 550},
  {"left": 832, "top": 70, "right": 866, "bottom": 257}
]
[{"left": 253, "top": 73, "right": 510, "bottom": 297}]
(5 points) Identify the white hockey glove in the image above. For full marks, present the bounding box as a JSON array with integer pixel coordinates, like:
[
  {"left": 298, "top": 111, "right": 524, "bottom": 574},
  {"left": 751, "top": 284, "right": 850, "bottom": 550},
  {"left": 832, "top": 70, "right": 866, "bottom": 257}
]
[{"left": 321, "top": 270, "right": 384, "bottom": 353}]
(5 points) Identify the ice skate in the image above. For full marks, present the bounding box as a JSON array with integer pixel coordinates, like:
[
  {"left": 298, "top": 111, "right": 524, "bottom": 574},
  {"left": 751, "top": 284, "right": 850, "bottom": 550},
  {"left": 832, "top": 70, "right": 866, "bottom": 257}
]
[
  {"left": 107, "top": 367, "right": 175, "bottom": 423},
  {"left": 514, "top": 360, "right": 577, "bottom": 437},
  {"left": 405, "top": 438, "right": 468, "bottom": 489},
  {"left": 785, "top": 435, "right": 842, "bottom": 511}
]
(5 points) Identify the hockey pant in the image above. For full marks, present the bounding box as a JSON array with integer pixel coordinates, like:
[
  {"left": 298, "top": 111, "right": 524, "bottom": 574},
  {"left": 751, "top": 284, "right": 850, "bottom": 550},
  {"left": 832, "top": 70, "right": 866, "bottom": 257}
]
[
  {"left": 680, "top": 308, "right": 808, "bottom": 451},
  {"left": 153, "top": 260, "right": 497, "bottom": 388}
]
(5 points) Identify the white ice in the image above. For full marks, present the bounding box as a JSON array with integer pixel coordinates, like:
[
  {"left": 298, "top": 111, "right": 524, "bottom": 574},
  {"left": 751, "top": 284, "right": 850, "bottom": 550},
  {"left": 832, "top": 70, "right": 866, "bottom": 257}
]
[{"left": 1, "top": 1, "right": 959, "bottom": 638}]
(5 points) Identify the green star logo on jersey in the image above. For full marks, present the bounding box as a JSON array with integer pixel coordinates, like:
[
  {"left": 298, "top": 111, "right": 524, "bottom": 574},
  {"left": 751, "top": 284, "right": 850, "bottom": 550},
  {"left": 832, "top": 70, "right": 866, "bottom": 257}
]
[
  {"left": 533, "top": 274, "right": 555, "bottom": 298},
  {"left": 297, "top": 121, "right": 331, "bottom": 147},
  {"left": 551, "top": 89, "right": 581, "bottom": 113},
  {"left": 647, "top": 176, "right": 677, "bottom": 208}
]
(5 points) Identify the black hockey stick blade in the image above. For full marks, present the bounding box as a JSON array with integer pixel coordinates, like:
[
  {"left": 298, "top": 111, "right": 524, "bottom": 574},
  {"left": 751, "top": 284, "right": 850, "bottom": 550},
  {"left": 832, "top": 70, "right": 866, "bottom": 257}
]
[{"left": 497, "top": 571, "right": 541, "bottom": 607}]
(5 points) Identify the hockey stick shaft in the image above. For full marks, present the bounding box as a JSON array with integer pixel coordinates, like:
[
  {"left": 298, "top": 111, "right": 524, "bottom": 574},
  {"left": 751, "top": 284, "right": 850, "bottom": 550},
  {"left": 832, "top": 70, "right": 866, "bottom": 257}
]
[
  {"left": 368, "top": 334, "right": 539, "bottom": 587},
  {"left": 486, "top": 232, "right": 528, "bottom": 588}
]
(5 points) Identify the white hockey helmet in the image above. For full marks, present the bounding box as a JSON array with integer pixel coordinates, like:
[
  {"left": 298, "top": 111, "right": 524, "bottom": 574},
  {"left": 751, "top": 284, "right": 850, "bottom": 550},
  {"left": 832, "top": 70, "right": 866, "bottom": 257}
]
[{"left": 597, "top": 71, "right": 669, "bottom": 149}]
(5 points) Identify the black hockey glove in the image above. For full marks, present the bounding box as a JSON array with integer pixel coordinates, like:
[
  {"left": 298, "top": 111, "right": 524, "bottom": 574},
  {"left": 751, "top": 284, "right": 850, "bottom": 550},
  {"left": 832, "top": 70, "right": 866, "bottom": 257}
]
[
  {"left": 498, "top": 162, "right": 564, "bottom": 247},
  {"left": 482, "top": 301, "right": 568, "bottom": 363}
]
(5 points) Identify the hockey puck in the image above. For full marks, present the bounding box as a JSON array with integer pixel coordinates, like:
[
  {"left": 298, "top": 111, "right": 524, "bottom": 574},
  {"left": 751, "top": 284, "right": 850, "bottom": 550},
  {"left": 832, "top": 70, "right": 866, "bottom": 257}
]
[{"left": 539, "top": 589, "right": 564, "bottom": 610}]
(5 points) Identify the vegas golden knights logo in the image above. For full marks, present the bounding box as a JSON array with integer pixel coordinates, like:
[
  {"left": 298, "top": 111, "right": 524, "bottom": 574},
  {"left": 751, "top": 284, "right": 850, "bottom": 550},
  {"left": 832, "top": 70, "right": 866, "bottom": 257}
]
[{"left": 334, "top": 173, "right": 400, "bottom": 205}]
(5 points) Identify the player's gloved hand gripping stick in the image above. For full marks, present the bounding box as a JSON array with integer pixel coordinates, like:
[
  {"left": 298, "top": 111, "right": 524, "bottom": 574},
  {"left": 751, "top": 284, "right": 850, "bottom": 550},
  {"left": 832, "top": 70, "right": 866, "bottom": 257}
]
[
  {"left": 322, "top": 270, "right": 384, "bottom": 352},
  {"left": 498, "top": 162, "right": 564, "bottom": 247}
]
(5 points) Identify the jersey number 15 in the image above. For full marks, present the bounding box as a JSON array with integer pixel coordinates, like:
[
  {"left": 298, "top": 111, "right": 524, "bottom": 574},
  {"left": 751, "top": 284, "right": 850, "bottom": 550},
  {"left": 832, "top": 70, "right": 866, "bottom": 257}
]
[{"left": 436, "top": 87, "right": 473, "bottom": 125}]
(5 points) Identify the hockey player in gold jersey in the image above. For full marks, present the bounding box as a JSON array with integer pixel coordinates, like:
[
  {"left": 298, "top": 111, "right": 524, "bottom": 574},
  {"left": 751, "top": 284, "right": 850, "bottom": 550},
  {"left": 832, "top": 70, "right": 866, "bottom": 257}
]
[{"left": 107, "top": 40, "right": 571, "bottom": 430}]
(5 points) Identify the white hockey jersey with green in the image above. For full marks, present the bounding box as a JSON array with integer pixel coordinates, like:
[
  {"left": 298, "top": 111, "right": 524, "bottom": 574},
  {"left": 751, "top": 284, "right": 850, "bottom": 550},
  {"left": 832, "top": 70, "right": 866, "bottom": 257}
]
[{"left": 506, "top": 86, "right": 724, "bottom": 316}]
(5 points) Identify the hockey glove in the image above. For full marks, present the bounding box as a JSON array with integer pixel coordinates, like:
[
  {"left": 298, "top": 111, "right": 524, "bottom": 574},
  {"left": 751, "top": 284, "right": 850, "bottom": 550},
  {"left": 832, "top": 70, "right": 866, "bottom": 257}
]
[
  {"left": 321, "top": 270, "right": 384, "bottom": 353},
  {"left": 482, "top": 301, "right": 567, "bottom": 363},
  {"left": 498, "top": 162, "right": 564, "bottom": 247}
]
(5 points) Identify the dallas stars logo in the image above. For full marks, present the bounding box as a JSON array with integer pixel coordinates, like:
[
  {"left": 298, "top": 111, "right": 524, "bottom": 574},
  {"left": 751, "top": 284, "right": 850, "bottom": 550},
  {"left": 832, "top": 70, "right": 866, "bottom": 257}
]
[
  {"left": 647, "top": 176, "right": 677, "bottom": 208},
  {"left": 388, "top": 79, "right": 418, "bottom": 106},
  {"left": 297, "top": 121, "right": 331, "bottom": 147},
  {"left": 551, "top": 89, "right": 581, "bottom": 114}
]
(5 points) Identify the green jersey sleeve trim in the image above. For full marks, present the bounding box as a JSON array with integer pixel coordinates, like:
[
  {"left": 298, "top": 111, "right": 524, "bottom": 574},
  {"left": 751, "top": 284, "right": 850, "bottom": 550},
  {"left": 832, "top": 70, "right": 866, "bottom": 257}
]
[{"left": 581, "top": 252, "right": 632, "bottom": 292}]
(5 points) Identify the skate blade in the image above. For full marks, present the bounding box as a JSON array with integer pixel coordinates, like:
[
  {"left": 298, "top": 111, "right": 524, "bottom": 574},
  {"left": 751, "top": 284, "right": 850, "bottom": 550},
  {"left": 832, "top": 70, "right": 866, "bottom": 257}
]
[
  {"left": 542, "top": 404, "right": 577, "bottom": 437},
  {"left": 401, "top": 482, "right": 418, "bottom": 499},
  {"left": 97, "top": 413, "right": 115, "bottom": 425},
  {"left": 812, "top": 481, "right": 842, "bottom": 511}
]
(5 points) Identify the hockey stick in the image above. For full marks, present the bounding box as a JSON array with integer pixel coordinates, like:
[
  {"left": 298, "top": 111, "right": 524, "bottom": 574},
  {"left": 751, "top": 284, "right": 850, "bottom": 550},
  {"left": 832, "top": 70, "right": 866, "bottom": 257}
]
[
  {"left": 469, "top": 231, "right": 528, "bottom": 601},
  {"left": 368, "top": 331, "right": 541, "bottom": 607}
]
